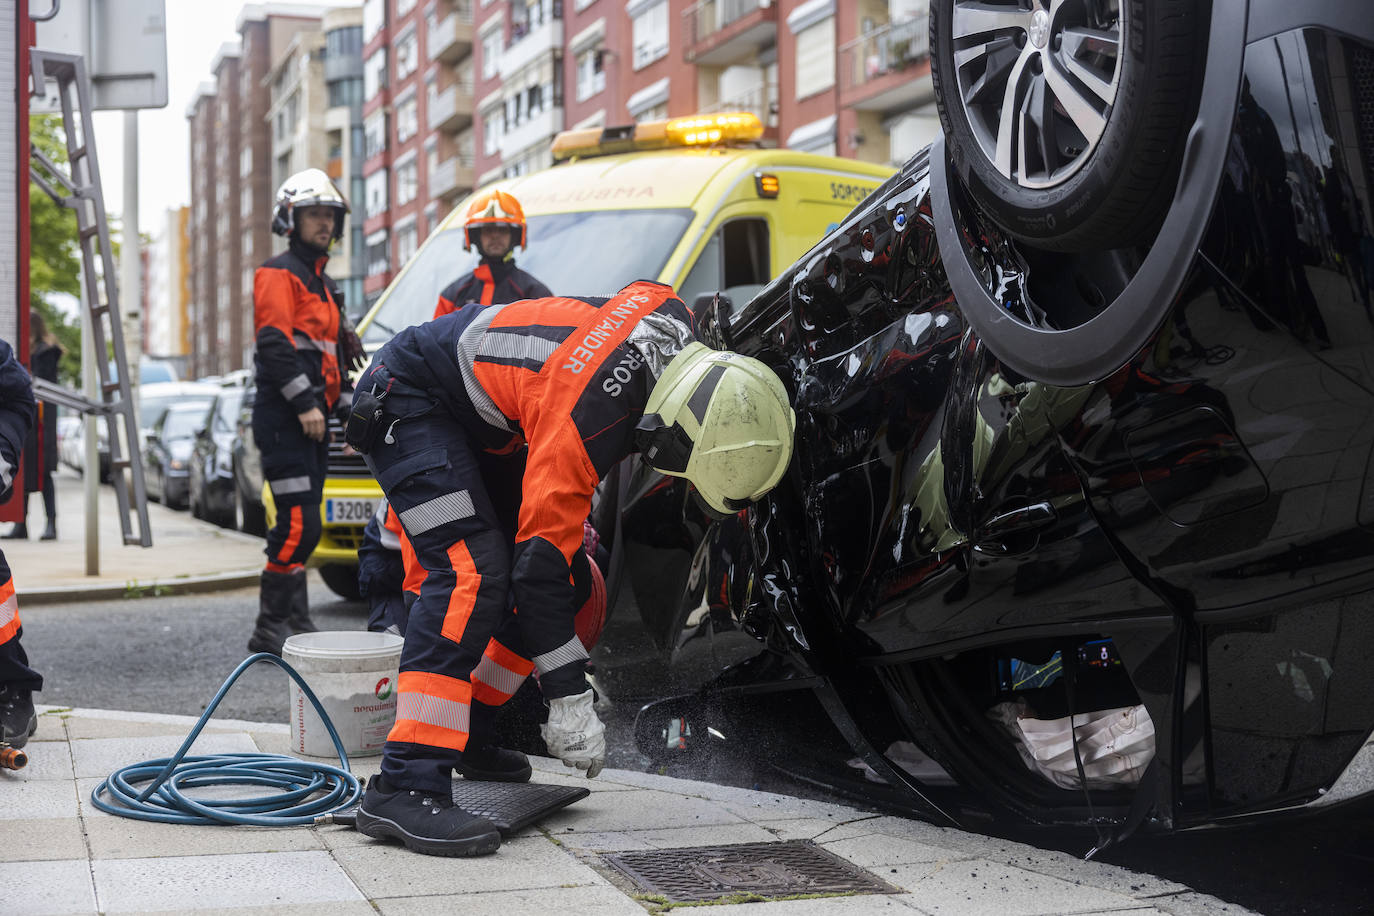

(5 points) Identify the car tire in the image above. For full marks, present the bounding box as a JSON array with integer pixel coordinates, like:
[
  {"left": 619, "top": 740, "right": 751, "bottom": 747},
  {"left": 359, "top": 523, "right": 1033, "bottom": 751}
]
[
  {"left": 929, "top": 0, "right": 1203, "bottom": 251},
  {"left": 318, "top": 563, "right": 363, "bottom": 602}
]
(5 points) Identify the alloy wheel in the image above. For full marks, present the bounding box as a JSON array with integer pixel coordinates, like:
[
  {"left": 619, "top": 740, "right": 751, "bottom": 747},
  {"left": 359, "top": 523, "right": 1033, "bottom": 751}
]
[{"left": 951, "top": 0, "right": 1124, "bottom": 189}]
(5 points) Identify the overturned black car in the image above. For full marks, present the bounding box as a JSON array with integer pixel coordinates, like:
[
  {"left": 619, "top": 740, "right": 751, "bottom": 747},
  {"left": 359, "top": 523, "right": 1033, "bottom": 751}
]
[{"left": 592, "top": 0, "right": 1374, "bottom": 841}]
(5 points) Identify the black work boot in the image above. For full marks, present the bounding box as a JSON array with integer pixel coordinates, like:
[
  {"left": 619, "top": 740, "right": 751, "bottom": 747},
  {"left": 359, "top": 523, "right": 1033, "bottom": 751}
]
[
  {"left": 356, "top": 774, "right": 501, "bottom": 857},
  {"left": 284, "top": 569, "right": 317, "bottom": 634},
  {"left": 0, "top": 684, "right": 37, "bottom": 749},
  {"left": 456, "top": 701, "right": 531, "bottom": 782},
  {"left": 247, "top": 570, "right": 294, "bottom": 655},
  {"left": 3, "top": 523, "right": 27, "bottom": 540},
  {"left": 40, "top": 517, "right": 56, "bottom": 541}
]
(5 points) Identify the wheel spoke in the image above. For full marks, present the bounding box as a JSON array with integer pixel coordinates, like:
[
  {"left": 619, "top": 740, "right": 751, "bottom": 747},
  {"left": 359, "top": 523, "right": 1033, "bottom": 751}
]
[
  {"left": 994, "top": 47, "right": 1037, "bottom": 179},
  {"left": 1018, "top": 72, "right": 1055, "bottom": 181},
  {"left": 1043, "top": 54, "right": 1107, "bottom": 149},
  {"left": 957, "top": 36, "right": 1021, "bottom": 107},
  {"left": 951, "top": 1, "right": 1032, "bottom": 42},
  {"left": 1058, "top": 26, "right": 1118, "bottom": 103}
]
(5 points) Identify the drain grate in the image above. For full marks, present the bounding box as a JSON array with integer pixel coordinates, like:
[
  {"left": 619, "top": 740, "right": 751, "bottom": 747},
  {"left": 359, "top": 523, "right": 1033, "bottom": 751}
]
[{"left": 602, "top": 840, "right": 898, "bottom": 904}]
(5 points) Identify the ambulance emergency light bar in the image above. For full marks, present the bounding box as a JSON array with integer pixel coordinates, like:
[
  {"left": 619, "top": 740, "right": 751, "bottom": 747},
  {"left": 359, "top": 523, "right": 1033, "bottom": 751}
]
[{"left": 552, "top": 111, "right": 765, "bottom": 162}]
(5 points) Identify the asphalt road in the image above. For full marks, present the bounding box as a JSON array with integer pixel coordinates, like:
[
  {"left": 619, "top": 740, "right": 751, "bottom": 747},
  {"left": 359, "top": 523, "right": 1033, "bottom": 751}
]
[{"left": 21, "top": 578, "right": 1374, "bottom": 916}]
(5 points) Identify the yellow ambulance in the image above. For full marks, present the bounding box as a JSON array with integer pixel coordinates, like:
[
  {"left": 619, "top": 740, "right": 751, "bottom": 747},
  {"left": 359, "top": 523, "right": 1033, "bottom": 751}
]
[{"left": 296, "top": 112, "right": 893, "bottom": 595}]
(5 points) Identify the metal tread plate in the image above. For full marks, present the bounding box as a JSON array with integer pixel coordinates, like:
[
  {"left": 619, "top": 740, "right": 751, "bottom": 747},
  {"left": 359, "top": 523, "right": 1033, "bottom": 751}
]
[
  {"left": 602, "top": 839, "right": 898, "bottom": 904},
  {"left": 450, "top": 779, "right": 590, "bottom": 837}
]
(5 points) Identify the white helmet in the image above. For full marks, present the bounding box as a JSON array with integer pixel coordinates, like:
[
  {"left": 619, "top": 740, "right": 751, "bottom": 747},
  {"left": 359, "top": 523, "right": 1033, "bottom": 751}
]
[
  {"left": 635, "top": 343, "right": 796, "bottom": 516},
  {"left": 271, "top": 167, "right": 349, "bottom": 240}
]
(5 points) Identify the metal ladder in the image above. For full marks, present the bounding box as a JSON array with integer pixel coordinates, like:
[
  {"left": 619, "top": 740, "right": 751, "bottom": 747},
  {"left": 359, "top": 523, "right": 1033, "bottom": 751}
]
[{"left": 27, "top": 49, "right": 151, "bottom": 547}]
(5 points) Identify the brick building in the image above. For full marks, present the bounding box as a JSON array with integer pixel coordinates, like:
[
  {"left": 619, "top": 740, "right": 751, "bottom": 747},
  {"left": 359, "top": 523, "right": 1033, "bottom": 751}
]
[
  {"left": 349, "top": 0, "right": 935, "bottom": 308},
  {"left": 185, "top": 4, "right": 330, "bottom": 377}
]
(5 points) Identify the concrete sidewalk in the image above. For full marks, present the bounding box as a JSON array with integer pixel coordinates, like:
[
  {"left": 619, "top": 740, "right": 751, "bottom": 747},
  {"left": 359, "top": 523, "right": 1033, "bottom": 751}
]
[
  {"left": 3, "top": 470, "right": 265, "bottom": 603},
  {"left": 2, "top": 705, "right": 1252, "bottom": 915}
]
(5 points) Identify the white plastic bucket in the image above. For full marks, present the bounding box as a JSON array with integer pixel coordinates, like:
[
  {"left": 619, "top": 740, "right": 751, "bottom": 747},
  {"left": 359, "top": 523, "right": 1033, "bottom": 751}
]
[{"left": 282, "top": 631, "right": 405, "bottom": 758}]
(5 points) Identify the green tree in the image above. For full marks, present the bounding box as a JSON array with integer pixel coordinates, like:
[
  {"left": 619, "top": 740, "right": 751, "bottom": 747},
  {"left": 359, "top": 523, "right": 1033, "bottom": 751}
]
[{"left": 29, "top": 114, "right": 83, "bottom": 384}]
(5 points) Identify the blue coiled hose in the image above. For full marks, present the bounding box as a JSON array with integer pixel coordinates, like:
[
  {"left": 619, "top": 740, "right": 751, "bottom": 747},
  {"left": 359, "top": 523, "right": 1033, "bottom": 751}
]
[{"left": 92, "top": 653, "right": 363, "bottom": 826}]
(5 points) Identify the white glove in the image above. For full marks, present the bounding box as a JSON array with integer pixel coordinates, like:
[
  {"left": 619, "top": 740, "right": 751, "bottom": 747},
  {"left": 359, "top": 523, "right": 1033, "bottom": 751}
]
[{"left": 540, "top": 689, "right": 606, "bottom": 778}]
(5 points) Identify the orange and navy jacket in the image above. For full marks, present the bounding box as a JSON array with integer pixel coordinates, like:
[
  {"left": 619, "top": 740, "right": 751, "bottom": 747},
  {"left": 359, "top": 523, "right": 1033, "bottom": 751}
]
[
  {"left": 378, "top": 280, "right": 694, "bottom": 696},
  {"left": 253, "top": 238, "right": 343, "bottom": 413},
  {"left": 433, "top": 258, "right": 552, "bottom": 319},
  {"left": 0, "top": 339, "right": 35, "bottom": 502}
]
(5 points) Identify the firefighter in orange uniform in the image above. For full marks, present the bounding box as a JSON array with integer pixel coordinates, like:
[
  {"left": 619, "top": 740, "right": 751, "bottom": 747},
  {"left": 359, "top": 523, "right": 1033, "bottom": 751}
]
[
  {"left": 0, "top": 337, "right": 39, "bottom": 749},
  {"left": 433, "top": 190, "right": 551, "bottom": 319},
  {"left": 344, "top": 280, "right": 796, "bottom": 857},
  {"left": 247, "top": 168, "right": 362, "bottom": 655}
]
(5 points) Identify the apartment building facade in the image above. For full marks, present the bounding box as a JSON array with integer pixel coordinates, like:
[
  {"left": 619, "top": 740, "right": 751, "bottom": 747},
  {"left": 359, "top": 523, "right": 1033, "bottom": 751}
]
[
  {"left": 185, "top": 4, "right": 329, "bottom": 377},
  {"left": 323, "top": 7, "right": 368, "bottom": 313},
  {"left": 142, "top": 206, "right": 191, "bottom": 363},
  {"left": 348, "top": 0, "right": 934, "bottom": 304}
]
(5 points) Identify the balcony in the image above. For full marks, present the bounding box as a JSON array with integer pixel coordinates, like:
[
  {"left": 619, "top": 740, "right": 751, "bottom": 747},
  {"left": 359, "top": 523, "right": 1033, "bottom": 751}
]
[
  {"left": 683, "top": 0, "right": 777, "bottom": 67},
  {"left": 839, "top": 16, "right": 935, "bottom": 112},
  {"left": 428, "top": 7, "right": 473, "bottom": 64},
  {"left": 499, "top": 105, "right": 563, "bottom": 159},
  {"left": 499, "top": 14, "right": 563, "bottom": 80},
  {"left": 428, "top": 82, "right": 474, "bottom": 134},
  {"left": 701, "top": 81, "right": 777, "bottom": 129},
  {"left": 429, "top": 153, "right": 475, "bottom": 200}
]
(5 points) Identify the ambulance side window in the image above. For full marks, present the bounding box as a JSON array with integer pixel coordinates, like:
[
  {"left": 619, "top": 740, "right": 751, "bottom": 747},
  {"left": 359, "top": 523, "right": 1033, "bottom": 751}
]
[{"left": 679, "top": 218, "right": 770, "bottom": 307}]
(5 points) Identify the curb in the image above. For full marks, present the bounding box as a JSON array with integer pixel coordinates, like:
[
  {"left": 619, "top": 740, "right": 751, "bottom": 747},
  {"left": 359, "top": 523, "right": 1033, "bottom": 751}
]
[{"left": 17, "top": 569, "right": 262, "bottom": 605}]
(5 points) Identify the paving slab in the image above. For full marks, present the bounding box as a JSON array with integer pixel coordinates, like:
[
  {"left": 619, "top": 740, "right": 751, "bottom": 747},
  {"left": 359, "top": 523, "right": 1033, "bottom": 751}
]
[
  {"left": 4, "top": 776, "right": 82, "bottom": 819},
  {"left": 0, "top": 816, "right": 89, "bottom": 862},
  {"left": 83, "top": 814, "right": 326, "bottom": 860},
  {"left": 373, "top": 884, "right": 647, "bottom": 916},
  {"left": 537, "top": 786, "right": 748, "bottom": 833},
  {"left": 334, "top": 833, "right": 611, "bottom": 899},
  {"left": 69, "top": 731, "right": 259, "bottom": 780},
  {"left": 891, "top": 857, "right": 1156, "bottom": 916},
  {"left": 91, "top": 851, "right": 365, "bottom": 912},
  {"left": 0, "top": 859, "right": 98, "bottom": 915}
]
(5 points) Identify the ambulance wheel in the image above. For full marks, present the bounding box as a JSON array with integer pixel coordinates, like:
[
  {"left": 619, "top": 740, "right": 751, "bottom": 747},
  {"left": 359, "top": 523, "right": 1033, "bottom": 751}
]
[
  {"left": 930, "top": 0, "right": 1203, "bottom": 251},
  {"left": 319, "top": 563, "right": 363, "bottom": 602}
]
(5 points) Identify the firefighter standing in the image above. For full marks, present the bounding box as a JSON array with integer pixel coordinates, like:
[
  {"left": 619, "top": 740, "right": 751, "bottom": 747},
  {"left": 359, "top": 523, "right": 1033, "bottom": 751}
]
[
  {"left": 0, "top": 338, "right": 40, "bottom": 749},
  {"left": 247, "top": 168, "right": 359, "bottom": 655},
  {"left": 433, "top": 190, "right": 551, "bottom": 318},
  {"left": 345, "top": 280, "right": 795, "bottom": 857}
]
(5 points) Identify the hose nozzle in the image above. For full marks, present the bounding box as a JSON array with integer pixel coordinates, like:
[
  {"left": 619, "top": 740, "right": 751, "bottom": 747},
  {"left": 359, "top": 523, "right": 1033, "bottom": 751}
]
[{"left": 0, "top": 744, "right": 28, "bottom": 770}]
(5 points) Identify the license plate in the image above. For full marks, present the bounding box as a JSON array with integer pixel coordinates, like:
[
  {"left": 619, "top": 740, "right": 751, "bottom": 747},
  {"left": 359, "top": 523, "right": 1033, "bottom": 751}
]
[{"left": 326, "top": 498, "right": 376, "bottom": 524}]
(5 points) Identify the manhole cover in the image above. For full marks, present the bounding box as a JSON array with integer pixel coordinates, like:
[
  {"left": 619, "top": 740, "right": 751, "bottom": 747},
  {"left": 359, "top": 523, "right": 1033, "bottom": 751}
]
[{"left": 602, "top": 840, "right": 898, "bottom": 903}]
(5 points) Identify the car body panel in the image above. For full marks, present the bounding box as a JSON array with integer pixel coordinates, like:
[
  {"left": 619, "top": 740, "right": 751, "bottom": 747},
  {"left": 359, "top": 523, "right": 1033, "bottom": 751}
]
[{"left": 593, "top": 14, "right": 1374, "bottom": 834}]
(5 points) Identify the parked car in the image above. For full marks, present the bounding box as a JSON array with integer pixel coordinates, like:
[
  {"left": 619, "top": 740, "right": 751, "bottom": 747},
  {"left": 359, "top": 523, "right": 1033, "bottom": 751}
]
[
  {"left": 189, "top": 386, "right": 246, "bottom": 528},
  {"left": 56, "top": 414, "right": 82, "bottom": 472},
  {"left": 593, "top": 0, "right": 1374, "bottom": 841},
  {"left": 144, "top": 401, "right": 213, "bottom": 510},
  {"left": 138, "top": 382, "right": 219, "bottom": 446},
  {"left": 231, "top": 379, "right": 267, "bottom": 536}
]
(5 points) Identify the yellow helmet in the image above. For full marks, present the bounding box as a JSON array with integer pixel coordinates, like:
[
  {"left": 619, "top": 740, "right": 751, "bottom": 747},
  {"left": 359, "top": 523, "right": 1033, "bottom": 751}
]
[{"left": 635, "top": 343, "right": 795, "bottom": 515}]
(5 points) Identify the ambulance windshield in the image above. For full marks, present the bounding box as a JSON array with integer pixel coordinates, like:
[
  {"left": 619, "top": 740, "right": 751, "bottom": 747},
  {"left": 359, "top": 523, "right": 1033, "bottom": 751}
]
[{"left": 362, "top": 208, "right": 695, "bottom": 343}]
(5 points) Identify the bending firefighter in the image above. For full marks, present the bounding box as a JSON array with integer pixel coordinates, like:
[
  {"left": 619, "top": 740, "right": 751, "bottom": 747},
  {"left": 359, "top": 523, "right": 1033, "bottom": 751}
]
[
  {"left": 433, "top": 190, "right": 551, "bottom": 318},
  {"left": 0, "top": 338, "right": 40, "bottom": 750},
  {"left": 345, "top": 280, "right": 795, "bottom": 857},
  {"left": 248, "top": 168, "right": 364, "bottom": 655}
]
